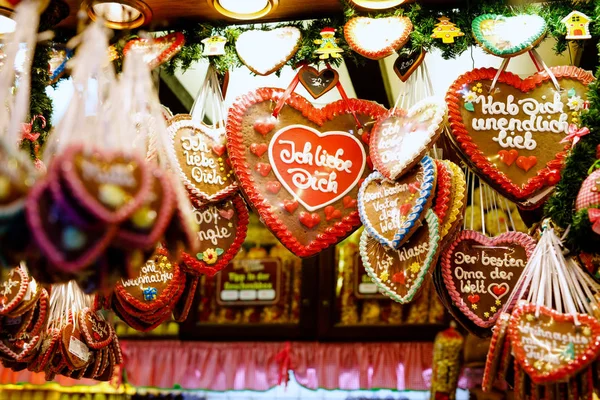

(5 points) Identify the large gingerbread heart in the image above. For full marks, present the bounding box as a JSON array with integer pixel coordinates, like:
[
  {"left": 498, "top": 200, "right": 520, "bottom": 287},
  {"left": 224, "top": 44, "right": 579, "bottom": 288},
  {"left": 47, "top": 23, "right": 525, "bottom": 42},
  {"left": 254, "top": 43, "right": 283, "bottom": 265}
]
[
  {"left": 168, "top": 115, "right": 238, "bottom": 203},
  {"left": 360, "top": 209, "right": 440, "bottom": 304},
  {"left": 235, "top": 28, "right": 301, "bottom": 76},
  {"left": 472, "top": 14, "right": 547, "bottom": 58},
  {"left": 226, "top": 88, "right": 386, "bottom": 257},
  {"left": 358, "top": 156, "right": 436, "bottom": 249},
  {"left": 509, "top": 303, "right": 600, "bottom": 383},
  {"left": 370, "top": 97, "right": 446, "bottom": 180},
  {"left": 441, "top": 230, "right": 536, "bottom": 328},
  {"left": 181, "top": 193, "right": 249, "bottom": 277},
  {"left": 122, "top": 32, "right": 185, "bottom": 70},
  {"left": 344, "top": 16, "right": 413, "bottom": 60},
  {"left": 446, "top": 66, "right": 594, "bottom": 202}
]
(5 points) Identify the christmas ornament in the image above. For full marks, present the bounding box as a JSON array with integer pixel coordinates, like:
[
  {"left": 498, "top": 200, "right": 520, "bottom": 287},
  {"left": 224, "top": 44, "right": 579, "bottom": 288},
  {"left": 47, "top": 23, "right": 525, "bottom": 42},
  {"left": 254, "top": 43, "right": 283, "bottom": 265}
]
[
  {"left": 393, "top": 48, "right": 426, "bottom": 82},
  {"left": 446, "top": 66, "right": 594, "bottom": 204},
  {"left": 360, "top": 208, "right": 439, "bottom": 303},
  {"left": 441, "top": 230, "right": 536, "bottom": 328},
  {"left": 431, "top": 17, "right": 464, "bottom": 44},
  {"left": 298, "top": 66, "right": 339, "bottom": 99},
  {"left": 561, "top": 11, "right": 592, "bottom": 40},
  {"left": 235, "top": 27, "right": 302, "bottom": 76},
  {"left": 343, "top": 16, "right": 412, "bottom": 60},
  {"left": 358, "top": 157, "right": 437, "bottom": 249},
  {"left": 472, "top": 14, "right": 547, "bottom": 58},
  {"left": 122, "top": 32, "right": 185, "bottom": 70},
  {"left": 226, "top": 87, "right": 385, "bottom": 257},
  {"left": 201, "top": 35, "right": 227, "bottom": 56},
  {"left": 314, "top": 27, "right": 344, "bottom": 60},
  {"left": 181, "top": 194, "right": 249, "bottom": 277},
  {"left": 370, "top": 97, "right": 446, "bottom": 180}
]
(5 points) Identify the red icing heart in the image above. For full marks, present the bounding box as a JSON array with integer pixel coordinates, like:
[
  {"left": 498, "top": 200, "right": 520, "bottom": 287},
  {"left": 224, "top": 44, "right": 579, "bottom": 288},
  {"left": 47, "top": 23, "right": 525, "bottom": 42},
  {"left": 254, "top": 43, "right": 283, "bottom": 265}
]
[
  {"left": 498, "top": 149, "right": 518, "bottom": 166},
  {"left": 283, "top": 200, "right": 299, "bottom": 214},
  {"left": 266, "top": 181, "right": 282, "bottom": 194},
  {"left": 253, "top": 118, "right": 276, "bottom": 136},
  {"left": 269, "top": 125, "right": 366, "bottom": 211},
  {"left": 516, "top": 156, "right": 537, "bottom": 172},
  {"left": 392, "top": 272, "right": 405, "bottom": 284},
  {"left": 446, "top": 66, "right": 593, "bottom": 202},
  {"left": 218, "top": 208, "right": 234, "bottom": 220},
  {"left": 399, "top": 203, "right": 412, "bottom": 216},
  {"left": 468, "top": 294, "right": 480, "bottom": 303},
  {"left": 509, "top": 304, "right": 600, "bottom": 383},
  {"left": 299, "top": 212, "right": 320, "bottom": 229},
  {"left": 255, "top": 163, "right": 272, "bottom": 177},
  {"left": 408, "top": 182, "right": 420, "bottom": 194},
  {"left": 343, "top": 196, "right": 357, "bottom": 209},
  {"left": 491, "top": 284, "right": 507, "bottom": 296},
  {"left": 441, "top": 230, "right": 536, "bottom": 328},
  {"left": 324, "top": 206, "right": 342, "bottom": 221},
  {"left": 212, "top": 144, "right": 226, "bottom": 156},
  {"left": 226, "top": 88, "right": 385, "bottom": 257},
  {"left": 250, "top": 143, "right": 268, "bottom": 157}
]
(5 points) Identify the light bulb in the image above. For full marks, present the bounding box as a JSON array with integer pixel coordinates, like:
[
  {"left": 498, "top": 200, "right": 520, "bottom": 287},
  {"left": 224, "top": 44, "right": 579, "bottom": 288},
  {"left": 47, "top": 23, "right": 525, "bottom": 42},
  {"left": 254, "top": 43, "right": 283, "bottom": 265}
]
[{"left": 218, "top": 0, "right": 269, "bottom": 14}]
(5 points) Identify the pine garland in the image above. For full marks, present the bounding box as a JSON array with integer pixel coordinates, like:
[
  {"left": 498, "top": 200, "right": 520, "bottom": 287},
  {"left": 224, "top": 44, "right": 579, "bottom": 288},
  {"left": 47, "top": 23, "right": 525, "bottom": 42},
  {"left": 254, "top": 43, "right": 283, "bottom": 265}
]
[{"left": 161, "top": 0, "right": 599, "bottom": 75}]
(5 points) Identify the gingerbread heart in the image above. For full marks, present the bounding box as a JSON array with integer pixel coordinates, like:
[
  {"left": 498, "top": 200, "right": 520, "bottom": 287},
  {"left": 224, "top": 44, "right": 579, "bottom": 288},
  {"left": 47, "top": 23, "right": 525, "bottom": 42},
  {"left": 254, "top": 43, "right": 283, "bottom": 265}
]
[
  {"left": 433, "top": 160, "right": 453, "bottom": 227},
  {"left": 394, "top": 48, "right": 426, "bottom": 82},
  {"left": 26, "top": 180, "right": 117, "bottom": 273},
  {"left": 472, "top": 14, "right": 546, "bottom": 58},
  {"left": 235, "top": 27, "right": 302, "bottom": 76},
  {"left": 61, "top": 324, "right": 90, "bottom": 370},
  {"left": 226, "top": 88, "right": 386, "bottom": 257},
  {"left": 344, "top": 16, "right": 413, "bottom": 60},
  {"left": 360, "top": 209, "right": 440, "bottom": 303},
  {"left": 438, "top": 161, "right": 467, "bottom": 241},
  {"left": 370, "top": 97, "right": 446, "bottom": 180},
  {"left": 181, "top": 194, "right": 249, "bottom": 277},
  {"left": 0, "top": 266, "right": 28, "bottom": 315},
  {"left": 299, "top": 66, "right": 339, "bottom": 99},
  {"left": 168, "top": 114, "right": 238, "bottom": 203},
  {"left": 79, "top": 309, "right": 114, "bottom": 350},
  {"left": 509, "top": 303, "right": 600, "bottom": 383},
  {"left": 441, "top": 230, "right": 536, "bottom": 328},
  {"left": 358, "top": 157, "right": 436, "bottom": 249},
  {"left": 446, "top": 66, "right": 594, "bottom": 202},
  {"left": 122, "top": 32, "right": 185, "bottom": 70},
  {"left": 59, "top": 145, "right": 152, "bottom": 224}
]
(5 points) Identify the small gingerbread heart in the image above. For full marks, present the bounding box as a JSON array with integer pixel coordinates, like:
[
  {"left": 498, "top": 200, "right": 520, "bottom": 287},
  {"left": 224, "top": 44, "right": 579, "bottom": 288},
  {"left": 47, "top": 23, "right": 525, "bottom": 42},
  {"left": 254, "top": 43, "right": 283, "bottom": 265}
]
[
  {"left": 298, "top": 66, "right": 339, "bottom": 99},
  {"left": 472, "top": 14, "right": 546, "bottom": 58},
  {"left": 344, "top": 16, "right": 413, "bottom": 60},
  {"left": 236, "top": 27, "right": 302, "bottom": 76}
]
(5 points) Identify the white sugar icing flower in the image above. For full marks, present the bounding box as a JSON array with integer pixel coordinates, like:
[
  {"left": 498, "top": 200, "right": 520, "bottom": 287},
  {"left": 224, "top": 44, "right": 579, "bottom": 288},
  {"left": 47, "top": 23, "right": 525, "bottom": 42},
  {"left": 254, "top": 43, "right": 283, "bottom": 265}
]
[
  {"left": 463, "top": 90, "right": 478, "bottom": 103},
  {"left": 567, "top": 95, "right": 583, "bottom": 111}
]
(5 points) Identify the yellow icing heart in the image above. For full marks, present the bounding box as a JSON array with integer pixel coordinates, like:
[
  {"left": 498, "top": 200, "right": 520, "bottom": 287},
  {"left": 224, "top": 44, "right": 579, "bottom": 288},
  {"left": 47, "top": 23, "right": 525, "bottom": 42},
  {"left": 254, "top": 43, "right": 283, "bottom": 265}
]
[{"left": 131, "top": 206, "right": 157, "bottom": 229}]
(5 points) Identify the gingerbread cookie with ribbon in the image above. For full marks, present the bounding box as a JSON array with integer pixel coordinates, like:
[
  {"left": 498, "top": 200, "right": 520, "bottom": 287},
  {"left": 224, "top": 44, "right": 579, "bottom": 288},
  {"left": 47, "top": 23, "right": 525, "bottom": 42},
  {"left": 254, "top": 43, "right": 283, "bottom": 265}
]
[
  {"left": 446, "top": 66, "right": 594, "bottom": 203},
  {"left": 168, "top": 114, "right": 238, "bottom": 203},
  {"left": 181, "top": 193, "right": 248, "bottom": 277},
  {"left": 441, "top": 230, "right": 535, "bottom": 328},
  {"left": 370, "top": 97, "right": 446, "bottom": 180},
  {"left": 358, "top": 156, "right": 436, "bottom": 249},
  {"left": 226, "top": 87, "right": 386, "bottom": 257},
  {"left": 360, "top": 209, "right": 440, "bottom": 304}
]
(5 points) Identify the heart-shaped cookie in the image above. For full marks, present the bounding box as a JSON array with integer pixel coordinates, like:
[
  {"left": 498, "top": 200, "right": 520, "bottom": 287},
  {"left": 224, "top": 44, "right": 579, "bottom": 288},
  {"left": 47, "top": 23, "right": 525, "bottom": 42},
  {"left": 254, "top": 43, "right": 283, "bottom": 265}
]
[
  {"left": 60, "top": 145, "right": 152, "bottom": 224},
  {"left": 438, "top": 161, "right": 467, "bottom": 242},
  {"left": 446, "top": 66, "right": 594, "bottom": 202},
  {"left": 0, "top": 266, "right": 28, "bottom": 315},
  {"left": 360, "top": 209, "right": 439, "bottom": 303},
  {"left": 299, "top": 66, "right": 339, "bottom": 99},
  {"left": 358, "top": 156, "right": 436, "bottom": 249},
  {"left": 509, "top": 303, "right": 600, "bottom": 383},
  {"left": 441, "top": 230, "right": 536, "bottom": 328},
  {"left": 226, "top": 88, "right": 386, "bottom": 257},
  {"left": 433, "top": 160, "right": 452, "bottom": 227},
  {"left": 122, "top": 32, "right": 185, "bottom": 69},
  {"left": 79, "top": 309, "right": 114, "bottom": 350},
  {"left": 394, "top": 48, "right": 426, "bottom": 82},
  {"left": 236, "top": 27, "right": 302, "bottom": 76},
  {"left": 482, "top": 312, "right": 510, "bottom": 391},
  {"left": 370, "top": 97, "right": 446, "bottom": 180},
  {"left": 344, "top": 16, "right": 413, "bottom": 60},
  {"left": 168, "top": 114, "right": 238, "bottom": 203},
  {"left": 472, "top": 14, "right": 546, "bottom": 58},
  {"left": 181, "top": 193, "right": 249, "bottom": 277}
]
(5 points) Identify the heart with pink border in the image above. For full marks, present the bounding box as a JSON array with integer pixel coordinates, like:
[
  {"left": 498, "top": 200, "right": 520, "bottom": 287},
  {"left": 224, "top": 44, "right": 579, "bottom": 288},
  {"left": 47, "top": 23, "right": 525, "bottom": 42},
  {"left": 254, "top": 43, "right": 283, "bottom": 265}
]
[{"left": 441, "top": 230, "right": 535, "bottom": 328}]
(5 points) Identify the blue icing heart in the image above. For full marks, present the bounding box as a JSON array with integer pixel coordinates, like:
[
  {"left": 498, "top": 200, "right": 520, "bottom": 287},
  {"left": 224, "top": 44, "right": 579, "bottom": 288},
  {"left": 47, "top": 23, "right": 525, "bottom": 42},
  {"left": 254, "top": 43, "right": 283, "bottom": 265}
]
[
  {"left": 464, "top": 102, "right": 475, "bottom": 112},
  {"left": 62, "top": 226, "right": 87, "bottom": 250}
]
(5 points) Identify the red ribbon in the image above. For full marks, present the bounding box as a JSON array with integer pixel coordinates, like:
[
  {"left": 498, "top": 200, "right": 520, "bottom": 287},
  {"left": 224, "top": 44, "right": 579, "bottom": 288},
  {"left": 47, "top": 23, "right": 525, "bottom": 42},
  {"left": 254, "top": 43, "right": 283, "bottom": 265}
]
[
  {"left": 21, "top": 115, "right": 46, "bottom": 142},
  {"left": 589, "top": 209, "right": 600, "bottom": 235},
  {"left": 560, "top": 124, "right": 590, "bottom": 148},
  {"left": 275, "top": 341, "right": 292, "bottom": 387}
]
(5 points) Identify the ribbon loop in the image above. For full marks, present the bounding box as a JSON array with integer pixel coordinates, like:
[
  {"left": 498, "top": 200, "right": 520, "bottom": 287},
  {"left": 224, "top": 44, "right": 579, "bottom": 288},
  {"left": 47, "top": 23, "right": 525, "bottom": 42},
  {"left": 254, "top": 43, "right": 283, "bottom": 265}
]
[{"left": 560, "top": 124, "right": 590, "bottom": 149}]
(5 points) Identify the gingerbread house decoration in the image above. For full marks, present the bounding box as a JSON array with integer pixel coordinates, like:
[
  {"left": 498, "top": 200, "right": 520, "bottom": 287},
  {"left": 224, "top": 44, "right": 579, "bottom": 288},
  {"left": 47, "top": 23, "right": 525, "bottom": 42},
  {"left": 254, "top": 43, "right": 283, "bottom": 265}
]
[{"left": 561, "top": 11, "right": 591, "bottom": 40}]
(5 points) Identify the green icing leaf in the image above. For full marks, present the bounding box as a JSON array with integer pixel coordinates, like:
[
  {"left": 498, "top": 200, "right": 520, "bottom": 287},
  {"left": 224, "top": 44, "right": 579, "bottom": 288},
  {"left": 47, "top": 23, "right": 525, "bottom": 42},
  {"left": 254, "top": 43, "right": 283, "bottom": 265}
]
[{"left": 464, "top": 102, "right": 475, "bottom": 112}]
